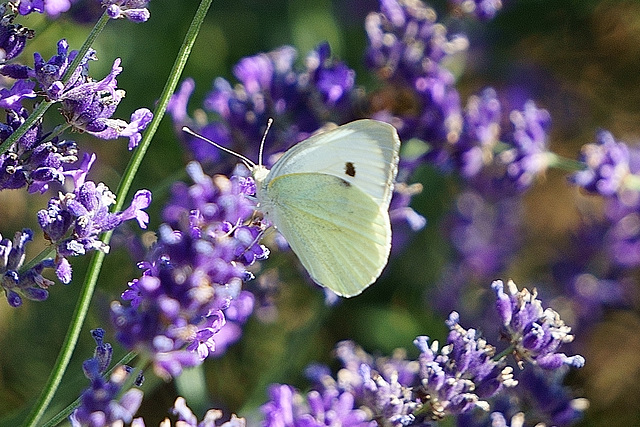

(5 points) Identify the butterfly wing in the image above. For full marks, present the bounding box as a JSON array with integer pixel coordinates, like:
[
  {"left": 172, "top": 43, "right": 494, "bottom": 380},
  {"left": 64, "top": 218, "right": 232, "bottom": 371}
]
[
  {"left": 264, "top": 173, "right": 391, "bottom": 297},
  {"left": 258, "top": 119, "right": 401, "bottom": 297},
  {"left": 268, "top": 119, "right": 400, "bottom": 208}
]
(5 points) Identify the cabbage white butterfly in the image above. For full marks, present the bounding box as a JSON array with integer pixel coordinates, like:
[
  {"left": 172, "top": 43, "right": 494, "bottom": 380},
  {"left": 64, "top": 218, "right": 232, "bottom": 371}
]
[{"left": 184, "top": 119, "right": 401, "bottom": 297}]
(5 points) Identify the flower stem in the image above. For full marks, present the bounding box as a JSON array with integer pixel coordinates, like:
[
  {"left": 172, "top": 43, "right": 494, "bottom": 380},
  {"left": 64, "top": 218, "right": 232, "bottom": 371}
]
[{"left": 20, "top": 1, "right": 214, "bottom": 425}]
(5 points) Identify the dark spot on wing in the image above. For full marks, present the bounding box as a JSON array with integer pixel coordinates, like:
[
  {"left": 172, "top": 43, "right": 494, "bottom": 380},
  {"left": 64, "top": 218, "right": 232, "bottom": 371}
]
[
  {"left": 345, "top": 161, "right": 356, "bottom": 177},
  {"left": 338, "top": 178, "right": 351, "bottom": 187}
]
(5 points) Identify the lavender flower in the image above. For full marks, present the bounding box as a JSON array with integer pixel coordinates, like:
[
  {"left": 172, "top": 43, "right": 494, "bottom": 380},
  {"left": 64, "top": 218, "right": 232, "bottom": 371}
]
[
  {"left": 1, "top": 228, "right": 53, "bottom": 306},
  {"left": 570, "top": 129, "right": 638, "bottom": 197},
  {"left": 492, "top": 280, "right": 585, "bottom": 370},
  {"left": 12, "top": 0, "right": 74, "bottom": 17},
  {"left": 2, "top": 38, "right": 153, "bottom": 149},
  {"left": 170, "top": 43, "right": 359, "bottom": 169},
  {"left": 450, "top": 0, "right": 505, "bottom": 20},
  {"left": 37, "top": 153, "right": 151, "bottom": 283},
  {"left": 261, "top": 384, "right": 375, "bottom": 427},
  {"left": 453, "top": 88, "right": 502, "bottom": 178},
  {"left": 0, "top": 6, "right": 34, "bottom": 61},
  {"left": 0, "top": 107, "right": 79, "bottom": 193},
  {"left": 69, "top": 328, "right": 144, "bottom": 427},
  {"left": 498, "top": 101, "right": 552, "bottom": 191},
  {"left": 365, "top": 0, "right": 466, "bottom": 162},
  {"left": 413, "top": 312, "right": 516, "bottom": 420},
  {"left": 111, "top": 164, "right": 267, "bottom": 379},
  {"left": 103, "top": 0, "right": 151, "bottom": 23}
]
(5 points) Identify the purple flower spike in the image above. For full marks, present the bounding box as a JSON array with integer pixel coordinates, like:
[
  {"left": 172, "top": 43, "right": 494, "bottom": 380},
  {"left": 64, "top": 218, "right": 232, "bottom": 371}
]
[
  {"left": 37, "top": 171, "right": 151, "bottom": 284},
  {"left": 261, "top": 384, "right": 375, "bottom": 427},
  {"left": 70, "top": 329, "right": 144, "bottom": 427},
  {"left": 103, "top": 1, "right": 151, "bottom": 22},
  {"left": 570, "top": 129, "right": 634, "bottom": 196},
  {"left": 499, "top": 101, "right": 552, "bottom": 191},
  {"left": 491, "top": 280, "right": 585, "bottom": 369},
  {"left": 0, "top": 9, "right": 34, "bottom": 61},
  {"left": 413, "top": 312, "right": 517, "bottom": 419},
  {"left": 111, "top": 168, "right": 267, "bottom": 379},
  {"left": 1, "top": 229, "right": 55, "bottom": 306},
  {"left": 365, "top": 0, "right": 466, "bottom": 164}
]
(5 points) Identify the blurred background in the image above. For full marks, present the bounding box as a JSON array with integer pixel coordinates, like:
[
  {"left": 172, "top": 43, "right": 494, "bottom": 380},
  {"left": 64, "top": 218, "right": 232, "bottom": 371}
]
[{"left": 1, "top": 0, "right": 640, "bottom": 426}]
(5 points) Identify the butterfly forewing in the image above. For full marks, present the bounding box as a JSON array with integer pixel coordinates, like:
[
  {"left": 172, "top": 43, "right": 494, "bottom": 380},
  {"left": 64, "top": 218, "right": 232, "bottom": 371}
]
[{"left": 267, "top": 120, "right": 400, "bottom": 208}]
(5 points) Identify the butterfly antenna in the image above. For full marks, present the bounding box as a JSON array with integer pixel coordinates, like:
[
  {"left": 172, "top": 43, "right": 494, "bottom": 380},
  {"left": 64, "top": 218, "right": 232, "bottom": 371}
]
[
  {"left": 182, "top": 126, "right": 256, "bottom": 169},
  {"left": 258, "top": 118, "right": 274, "bottom": 167}
]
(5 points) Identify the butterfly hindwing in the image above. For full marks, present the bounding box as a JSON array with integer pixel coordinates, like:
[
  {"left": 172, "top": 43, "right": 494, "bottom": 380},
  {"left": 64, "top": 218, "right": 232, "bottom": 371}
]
[{"left": 264, "top": 172, "right": 391, "bottom": 297}]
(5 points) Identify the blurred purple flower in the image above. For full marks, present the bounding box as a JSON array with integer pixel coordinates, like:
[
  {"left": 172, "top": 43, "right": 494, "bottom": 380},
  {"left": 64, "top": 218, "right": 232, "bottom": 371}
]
[
  {"left": 365, "top": 0, "right": 467, "bottom": 164},
  {"left": 103, "top": 0, "right": 150, "bottom": 23},
  {"left": 69, "top": 328, "right": 144, "bottom": 427},
  {"left": 261, "top": 384, "right": 375, "bottom": 427},
  {"left": 570, "top": 129, "right": 636, "bottom": 197},
  {"left": 15, "top": 0, "right": 74, "bottom": 16},
  {"left": 450, "top": 0, "right": 505, "bottom": 20},
  {"left": 453, "top": 88, "right": 502, "bottom": 178},
  {"left": 498, "top": 101, "right": 552, "bottom": 191}
]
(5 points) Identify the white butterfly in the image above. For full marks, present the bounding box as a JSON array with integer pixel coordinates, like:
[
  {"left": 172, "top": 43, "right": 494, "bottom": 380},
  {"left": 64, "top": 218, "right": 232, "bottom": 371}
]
[{"left": 185, "top": 119, "right": 401, "bottom": 297}]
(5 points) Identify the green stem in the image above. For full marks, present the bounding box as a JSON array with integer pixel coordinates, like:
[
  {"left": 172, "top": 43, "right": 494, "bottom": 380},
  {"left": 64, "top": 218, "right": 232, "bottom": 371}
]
[
  {"left": 0, "top": 12, "right": 111, "bottom": 156},
  {"left": 546, "top": 152, "right": 587, "bottom": 172},
  {"left": 494, "top": 345, "right": 514, "bottom": 361},
  {"left": 21, "top": 1, "right": 214, "bottom": 425}
]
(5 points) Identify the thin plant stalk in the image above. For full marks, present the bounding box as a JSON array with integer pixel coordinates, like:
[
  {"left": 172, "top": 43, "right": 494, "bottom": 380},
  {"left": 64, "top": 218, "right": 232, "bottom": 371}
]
[{"left": 20, "top": 1, "right": 214, "bottom": 425}]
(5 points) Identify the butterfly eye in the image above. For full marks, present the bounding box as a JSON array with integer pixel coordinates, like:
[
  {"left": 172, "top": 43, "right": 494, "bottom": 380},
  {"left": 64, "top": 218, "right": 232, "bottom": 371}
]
[{"left": 345, "top": 162, "right": 356, "bottom": 177}]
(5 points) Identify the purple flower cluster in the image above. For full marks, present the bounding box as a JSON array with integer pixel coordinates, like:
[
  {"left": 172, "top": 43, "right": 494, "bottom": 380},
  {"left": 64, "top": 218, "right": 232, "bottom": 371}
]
[
  {"left": 450, "top": 0, "right": 505, "bottom": 20},
  {"left": 70, "top": 329, "right": 144, "bottom": 427},
  {"left": 570, "top": 129, "right": 638, "bottom": 197},
  {"left": 169, "top": 42, "right": 359, "bottom": 171},
  {"left": 37, "top": 152, "right": 151, "bottom": 284},
  {"left": 132, "top": 397, "right": 246, "bottom": 427},
  {"left": 0, "top": 229, "right": 53, "bottom": 306},
  {"left": 260, "top": 280, "right": 584, "bottom": 426},
  {"left": 110, "top": 163, "right": 268, "bottom": 379},
  {"left": 103, "top": 0, "right": 150, "bottom": 23},
  {"left": 1, "top": 38, "right": 153, "bottom": 149},
  {"left": 0, "top": 108, "right": 78, "bottom": 193},
  {"left": 365, "top": 0, "right": 466, "bottom": 162},
  {"left": 11, "top": 0, "right": 74, "bottom": 17},
  {"left": 0, "top": 5, "right": 154, "bottom": 306},
  {"left": 492, "top": 280, "right": 585, "bottom": 370}
]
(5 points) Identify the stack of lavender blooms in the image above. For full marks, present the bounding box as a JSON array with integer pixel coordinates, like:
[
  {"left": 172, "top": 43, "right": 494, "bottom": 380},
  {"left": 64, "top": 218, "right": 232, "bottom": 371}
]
[{"left": 5, "top": 0, "right": 640, "bottom": 425}]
